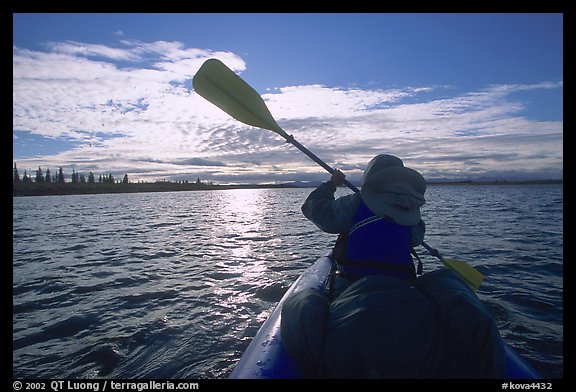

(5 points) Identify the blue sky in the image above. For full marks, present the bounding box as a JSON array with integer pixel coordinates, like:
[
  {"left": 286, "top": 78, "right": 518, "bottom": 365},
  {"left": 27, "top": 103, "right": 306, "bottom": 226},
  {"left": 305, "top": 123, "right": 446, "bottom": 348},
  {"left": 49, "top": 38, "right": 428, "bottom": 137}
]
[{"left": 13, "top": 13, "right": 563, "bottom": 184}]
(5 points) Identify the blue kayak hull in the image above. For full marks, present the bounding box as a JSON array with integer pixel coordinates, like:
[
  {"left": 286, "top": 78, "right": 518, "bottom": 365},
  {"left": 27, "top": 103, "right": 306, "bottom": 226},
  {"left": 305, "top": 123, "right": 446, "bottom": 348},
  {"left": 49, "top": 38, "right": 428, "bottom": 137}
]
[{"left": 230, "top": 254, "right": 542, "bottom": 379}]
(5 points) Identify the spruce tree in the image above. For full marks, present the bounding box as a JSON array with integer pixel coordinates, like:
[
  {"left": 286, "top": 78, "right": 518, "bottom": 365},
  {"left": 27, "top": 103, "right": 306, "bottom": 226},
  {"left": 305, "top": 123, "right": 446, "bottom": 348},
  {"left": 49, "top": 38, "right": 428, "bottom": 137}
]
[
  {"left": 13, "top": 163, "right": 20, "bottom": 183},
  {"left": 58, "top": 167, "right": 64, "bottom": 183},
  {"left": 36, "top": 166, "right": 44, "bottom": 183}
]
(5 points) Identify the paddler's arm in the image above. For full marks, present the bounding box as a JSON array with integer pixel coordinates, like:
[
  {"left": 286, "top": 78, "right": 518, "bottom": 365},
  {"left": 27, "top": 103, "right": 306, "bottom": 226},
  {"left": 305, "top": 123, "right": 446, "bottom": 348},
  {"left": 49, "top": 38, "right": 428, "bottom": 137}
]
[{"left": 301, "top": 171, "right": 360, "bottom": 234}]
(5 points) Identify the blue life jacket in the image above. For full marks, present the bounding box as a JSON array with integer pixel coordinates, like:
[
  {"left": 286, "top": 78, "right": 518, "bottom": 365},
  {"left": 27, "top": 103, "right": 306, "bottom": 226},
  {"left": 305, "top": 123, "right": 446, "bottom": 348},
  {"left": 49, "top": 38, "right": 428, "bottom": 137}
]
[{"left": 333, "top": 199, "right": 416, "bottom": 280}]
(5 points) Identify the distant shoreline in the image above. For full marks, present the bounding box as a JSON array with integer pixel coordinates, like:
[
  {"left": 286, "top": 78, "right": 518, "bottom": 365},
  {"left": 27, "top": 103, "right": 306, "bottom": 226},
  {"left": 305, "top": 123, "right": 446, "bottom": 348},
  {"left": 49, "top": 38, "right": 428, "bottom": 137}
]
[
  {"left": 12, "top": 178, "right": 562, "bottom": 197},
  {"left": 426, "top": 179, "right": 563, "bottom": 187}
]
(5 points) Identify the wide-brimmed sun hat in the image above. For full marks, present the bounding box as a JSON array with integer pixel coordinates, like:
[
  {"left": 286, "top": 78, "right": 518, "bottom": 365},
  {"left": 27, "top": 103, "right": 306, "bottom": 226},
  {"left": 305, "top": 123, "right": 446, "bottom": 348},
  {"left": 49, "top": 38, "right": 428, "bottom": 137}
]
[{"left": 360, "top": 154, "right": 426, "bottom": 226}]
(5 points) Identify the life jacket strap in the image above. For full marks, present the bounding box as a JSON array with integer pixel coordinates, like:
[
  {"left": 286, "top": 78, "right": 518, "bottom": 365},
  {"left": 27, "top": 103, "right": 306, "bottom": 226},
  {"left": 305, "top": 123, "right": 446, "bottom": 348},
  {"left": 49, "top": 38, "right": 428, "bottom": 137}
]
[{"left": 411, "top": 248, "right": 424, "bottom": 276}]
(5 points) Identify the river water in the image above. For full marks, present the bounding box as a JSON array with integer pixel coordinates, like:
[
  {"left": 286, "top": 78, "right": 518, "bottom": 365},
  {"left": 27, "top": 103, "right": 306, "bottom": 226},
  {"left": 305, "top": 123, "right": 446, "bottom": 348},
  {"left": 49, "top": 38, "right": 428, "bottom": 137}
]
[{"left": 12, "top": 185, "right": 563, "bottom": 378}]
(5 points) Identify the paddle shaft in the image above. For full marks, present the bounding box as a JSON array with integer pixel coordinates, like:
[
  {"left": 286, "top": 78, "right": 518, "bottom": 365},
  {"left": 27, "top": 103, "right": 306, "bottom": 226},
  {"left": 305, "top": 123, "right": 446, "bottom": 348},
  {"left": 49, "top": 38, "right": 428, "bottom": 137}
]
[
  {"left": 283, "top": 134, "right": 360, "bottom": 193},
  {"left": 420, "top": 241, "right": 442, "bottom": 261}
]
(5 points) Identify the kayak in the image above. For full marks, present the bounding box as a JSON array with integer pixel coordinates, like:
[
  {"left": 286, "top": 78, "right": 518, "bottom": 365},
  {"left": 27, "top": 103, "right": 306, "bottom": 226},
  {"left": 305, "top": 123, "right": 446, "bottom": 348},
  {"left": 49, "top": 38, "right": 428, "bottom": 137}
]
[{"left": 229, "top": 253, "right": 543, "bottom": 379}]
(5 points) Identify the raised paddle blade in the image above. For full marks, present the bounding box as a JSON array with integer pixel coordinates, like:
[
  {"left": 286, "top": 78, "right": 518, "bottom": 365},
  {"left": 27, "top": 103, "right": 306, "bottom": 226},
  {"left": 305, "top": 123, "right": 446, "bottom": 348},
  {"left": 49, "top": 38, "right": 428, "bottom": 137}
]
[
  {"left": 443, "top": 257, "right": 484, "bottom": 292},
  {"left": 193, "top": 59, "right": 289, "bottom": 139}
]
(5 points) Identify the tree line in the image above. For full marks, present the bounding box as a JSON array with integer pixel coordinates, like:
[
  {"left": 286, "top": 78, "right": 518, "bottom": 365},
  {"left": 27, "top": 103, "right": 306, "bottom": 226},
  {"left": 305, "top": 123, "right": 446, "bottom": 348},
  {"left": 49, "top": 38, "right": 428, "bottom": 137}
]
[
  {"left": 13, "top": 163, "right": 129, "bottom": 185},
  {"left": 12, "top": 162, "right": 228, "bottom": 197}
]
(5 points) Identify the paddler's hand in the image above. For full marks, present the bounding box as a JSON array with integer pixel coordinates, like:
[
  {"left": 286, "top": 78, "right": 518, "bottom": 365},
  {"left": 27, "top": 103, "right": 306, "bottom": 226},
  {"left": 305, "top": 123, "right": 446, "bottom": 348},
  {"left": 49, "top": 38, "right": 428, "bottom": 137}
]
[{"left": 329, "top": 170, "right": 345, "bottom": 186}]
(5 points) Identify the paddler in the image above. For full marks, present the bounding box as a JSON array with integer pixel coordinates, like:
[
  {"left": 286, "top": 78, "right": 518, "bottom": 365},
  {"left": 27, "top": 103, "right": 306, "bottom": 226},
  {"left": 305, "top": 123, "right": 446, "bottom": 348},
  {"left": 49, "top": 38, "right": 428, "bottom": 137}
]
[{"left": 302, "top": 154, "right": 426, "bottom": 297}]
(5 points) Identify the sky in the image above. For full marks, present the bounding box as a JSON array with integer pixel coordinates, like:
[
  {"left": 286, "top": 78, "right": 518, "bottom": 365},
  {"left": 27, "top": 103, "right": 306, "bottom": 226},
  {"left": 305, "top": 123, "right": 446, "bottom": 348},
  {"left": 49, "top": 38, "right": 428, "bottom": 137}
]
[{"left": 12, "top": 13, "right": 563, "bottom": 185}]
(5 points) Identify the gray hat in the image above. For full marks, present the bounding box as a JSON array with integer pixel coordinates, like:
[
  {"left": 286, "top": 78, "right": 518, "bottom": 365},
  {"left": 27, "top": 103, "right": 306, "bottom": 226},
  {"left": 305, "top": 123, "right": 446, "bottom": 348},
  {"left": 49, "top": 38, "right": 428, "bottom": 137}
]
[{"left": 360, "top": 154, "right": 426, "bottom": 226}]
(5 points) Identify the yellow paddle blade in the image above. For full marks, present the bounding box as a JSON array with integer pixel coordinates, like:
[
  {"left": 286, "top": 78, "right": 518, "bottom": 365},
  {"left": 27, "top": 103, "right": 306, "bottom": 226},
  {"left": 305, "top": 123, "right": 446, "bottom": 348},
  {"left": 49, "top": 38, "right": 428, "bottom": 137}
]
[
  {"left": 442, "top": 257, "right": 484, "bottom": 292},
  {"left": 193, "top": 58, "right": 289, "bottom": 138}
]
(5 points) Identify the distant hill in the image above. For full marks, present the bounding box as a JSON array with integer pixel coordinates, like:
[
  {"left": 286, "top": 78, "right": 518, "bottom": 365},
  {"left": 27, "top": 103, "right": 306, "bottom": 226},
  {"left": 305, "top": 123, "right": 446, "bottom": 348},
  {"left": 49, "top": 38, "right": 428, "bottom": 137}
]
[{"left": 426, "top": 179, "right": 563, "bottom": 186}]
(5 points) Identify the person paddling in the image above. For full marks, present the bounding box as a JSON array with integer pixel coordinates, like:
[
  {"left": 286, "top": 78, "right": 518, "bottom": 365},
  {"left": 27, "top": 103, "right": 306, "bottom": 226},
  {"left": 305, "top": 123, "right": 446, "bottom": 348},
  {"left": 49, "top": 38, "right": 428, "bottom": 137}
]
[
  {"left": 281, "top": 154, "right": 507, "bottom": 378},
  {"left": 301, "top": 154, "right": 426, "bottom": 296}
]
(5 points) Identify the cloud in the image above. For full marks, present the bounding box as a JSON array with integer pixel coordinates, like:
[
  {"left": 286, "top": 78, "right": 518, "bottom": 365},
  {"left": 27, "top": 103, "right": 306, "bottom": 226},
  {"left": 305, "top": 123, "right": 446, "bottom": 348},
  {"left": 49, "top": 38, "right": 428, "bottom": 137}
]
[
  {"left": 173, "top": 158, "right": 227, "bottom": 167},
  {"left": 262, "top": 84, "right": 425, "bottom": 121},
  {"left": 12, "top": 38, "right": 563, "bottom": 183},
  {"left": 45, "top": 40, "right": 142, "bottom": 61}
]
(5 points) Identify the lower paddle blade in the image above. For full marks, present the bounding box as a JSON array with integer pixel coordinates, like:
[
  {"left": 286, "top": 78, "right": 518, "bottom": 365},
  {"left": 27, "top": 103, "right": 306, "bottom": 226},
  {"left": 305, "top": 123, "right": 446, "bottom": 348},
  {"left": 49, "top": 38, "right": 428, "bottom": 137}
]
[
  {"left": 443, "top": 257, "right": 484, "bottom": 292},
  {"left": 193, "top": 59, "right": 289, "bottom": 138}
]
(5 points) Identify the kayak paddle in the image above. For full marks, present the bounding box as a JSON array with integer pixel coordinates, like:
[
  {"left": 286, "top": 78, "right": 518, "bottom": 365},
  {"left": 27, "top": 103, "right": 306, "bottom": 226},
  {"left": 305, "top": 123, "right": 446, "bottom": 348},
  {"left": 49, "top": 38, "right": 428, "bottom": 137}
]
[{"left": 192, "top": 58, "right": 484, "bottom": 291}]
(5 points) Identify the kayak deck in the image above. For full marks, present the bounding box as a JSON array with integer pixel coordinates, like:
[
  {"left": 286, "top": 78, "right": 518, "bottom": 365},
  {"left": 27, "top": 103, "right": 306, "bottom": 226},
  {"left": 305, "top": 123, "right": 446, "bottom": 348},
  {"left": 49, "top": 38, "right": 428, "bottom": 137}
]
[{"left": 230, "top": 254, "right": 542, "bottom": 379}]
